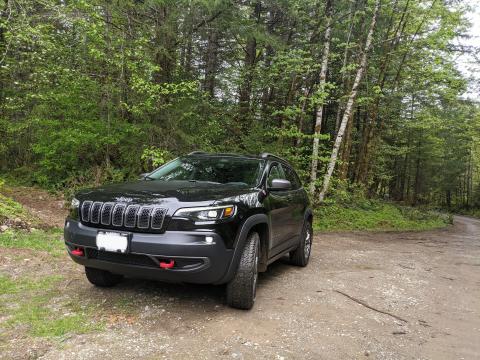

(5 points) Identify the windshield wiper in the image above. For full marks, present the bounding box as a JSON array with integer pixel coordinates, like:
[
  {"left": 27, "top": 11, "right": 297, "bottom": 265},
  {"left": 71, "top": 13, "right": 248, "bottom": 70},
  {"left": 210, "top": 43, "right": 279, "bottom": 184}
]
[{"left": 188, "top": 180, "right": 221, "bottom": 184}]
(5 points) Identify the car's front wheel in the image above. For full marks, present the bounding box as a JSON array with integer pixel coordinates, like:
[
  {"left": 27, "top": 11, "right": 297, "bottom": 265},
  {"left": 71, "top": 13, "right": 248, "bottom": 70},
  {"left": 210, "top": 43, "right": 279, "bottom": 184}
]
[
  {"left": 226, "top": 232, "right": 259, "bottom": 310},
  {"left": 290, "top": 220, "right": 312, "bottom": 267},
  {"left": 85, "top": 267, "right": 123, "bottom": 287}
]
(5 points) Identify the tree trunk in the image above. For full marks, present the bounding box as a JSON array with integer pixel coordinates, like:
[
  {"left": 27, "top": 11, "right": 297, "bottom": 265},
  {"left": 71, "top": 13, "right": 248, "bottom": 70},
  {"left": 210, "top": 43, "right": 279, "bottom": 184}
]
[
  {"left": 309, "top": 0, "right": 333, "bottom": 195},
  {"left": 318, "top": 0, "right": 380, "bottom": 203},
  {"left": 0, "top": 0, "right": 9, "bottom": 105},
  {"left": 203, "top": 29, "right": 219, "bottom": 97},
  {"left": 238, "top": 1, "right": 261, "bottom": 122},
  {"left": 413, "top": 154, "right": 421, "bottom": 205},
  {"left": 153, "top": 6, "right": 177, "bottom": 84},
  {"left": 334, "top": 0, "right": 357, "bottom": 133},
  {"left": 338, "top": 109, "right": 356, "bottom": 179}
]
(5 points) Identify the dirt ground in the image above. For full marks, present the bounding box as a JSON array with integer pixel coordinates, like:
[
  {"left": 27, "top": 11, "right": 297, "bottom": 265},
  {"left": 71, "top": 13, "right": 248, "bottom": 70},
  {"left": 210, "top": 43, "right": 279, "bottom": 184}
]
[
  {"left": 2, "top": 186, "right": 68, "bottom": 228},
  {"left": 1, "top": 189, "right": 479, "bottom": 359}
]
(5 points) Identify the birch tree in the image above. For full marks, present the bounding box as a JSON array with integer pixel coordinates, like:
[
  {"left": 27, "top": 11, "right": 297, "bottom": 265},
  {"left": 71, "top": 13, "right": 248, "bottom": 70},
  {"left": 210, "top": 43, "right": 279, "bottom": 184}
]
[
  {"left": 309, "top": 0, "right": 333, "bottom": 195},
  {"left": 318, "top": 0, "right": 381, "bottom": 202}
]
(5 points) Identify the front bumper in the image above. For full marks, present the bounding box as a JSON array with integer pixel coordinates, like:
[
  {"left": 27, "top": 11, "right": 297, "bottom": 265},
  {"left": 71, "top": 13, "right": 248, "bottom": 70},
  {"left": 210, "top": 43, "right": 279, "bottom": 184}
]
[{"left": 64, "top": 219, "right": 234, "bottom": 284}]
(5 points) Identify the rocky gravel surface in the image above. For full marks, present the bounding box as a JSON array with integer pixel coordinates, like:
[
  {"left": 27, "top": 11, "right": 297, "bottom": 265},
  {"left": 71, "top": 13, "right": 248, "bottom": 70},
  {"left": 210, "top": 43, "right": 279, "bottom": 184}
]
[{"left": 1, "top": 216, "right": 479, "bottom": 359}]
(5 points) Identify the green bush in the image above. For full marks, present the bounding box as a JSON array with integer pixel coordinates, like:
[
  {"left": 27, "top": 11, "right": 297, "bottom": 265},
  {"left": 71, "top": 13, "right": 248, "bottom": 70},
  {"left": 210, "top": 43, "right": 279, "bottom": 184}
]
[{"left": 314, "top": 201, "right": 450, "bottom": 232}]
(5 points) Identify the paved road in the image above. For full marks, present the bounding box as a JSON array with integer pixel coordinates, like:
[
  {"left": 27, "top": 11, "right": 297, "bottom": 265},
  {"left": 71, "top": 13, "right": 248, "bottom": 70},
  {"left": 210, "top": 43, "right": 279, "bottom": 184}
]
[{"left": 9, "top": 216, "right": 480, "bottom": 359}]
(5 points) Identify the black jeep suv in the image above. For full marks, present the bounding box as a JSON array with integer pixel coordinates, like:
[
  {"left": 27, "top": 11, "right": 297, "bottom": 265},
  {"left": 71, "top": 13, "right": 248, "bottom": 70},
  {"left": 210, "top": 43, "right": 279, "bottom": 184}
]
[{"left": 64, "top": 152, "right": 313, "bottom": 309}]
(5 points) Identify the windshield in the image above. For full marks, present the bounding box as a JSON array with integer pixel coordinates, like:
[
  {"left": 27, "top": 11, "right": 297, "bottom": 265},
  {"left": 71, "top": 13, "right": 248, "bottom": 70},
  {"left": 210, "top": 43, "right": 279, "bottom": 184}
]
[{"left": 148, "top": 156, "right": 265, "bottom": 187}]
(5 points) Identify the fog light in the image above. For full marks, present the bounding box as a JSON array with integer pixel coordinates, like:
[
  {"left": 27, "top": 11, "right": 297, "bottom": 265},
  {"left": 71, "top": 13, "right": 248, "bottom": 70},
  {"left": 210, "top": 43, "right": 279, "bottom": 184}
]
[{"left": 205, "top": 236, "right": 214, "bottom": 244}]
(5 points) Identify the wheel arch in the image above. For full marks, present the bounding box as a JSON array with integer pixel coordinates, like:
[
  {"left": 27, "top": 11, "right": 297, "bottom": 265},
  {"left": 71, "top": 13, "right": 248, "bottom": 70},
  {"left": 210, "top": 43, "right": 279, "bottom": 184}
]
[
  {"left": 304, "top": 207, "right": 313, "bottom": 225},
  {"left": 217, "top": 214, "right": 270, "bottom": 284}
]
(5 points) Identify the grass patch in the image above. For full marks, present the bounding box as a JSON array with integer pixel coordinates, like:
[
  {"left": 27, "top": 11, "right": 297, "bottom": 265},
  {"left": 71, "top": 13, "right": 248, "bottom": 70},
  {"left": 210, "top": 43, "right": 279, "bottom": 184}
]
[
  {"left": 0, "top": 273, "right": 104, "bottom": 338},
  {"left": 0, "top": 228, "right": 64, "bottom": 256},
  {"left": 314, "top": 202, "right": 451, "bottom": 232},
  {"left": 0, "top": 274, "right": 62, "bottom": 295}
]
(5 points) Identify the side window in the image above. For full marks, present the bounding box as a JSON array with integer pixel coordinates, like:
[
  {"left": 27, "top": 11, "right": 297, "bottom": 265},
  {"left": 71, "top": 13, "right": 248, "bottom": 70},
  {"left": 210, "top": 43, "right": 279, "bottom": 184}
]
[
  {"left": 267, "top": 163, "right": 286, "bottom": 187},
  {"left": 282, "top": 165, "right": 301, "bottom": 189}
]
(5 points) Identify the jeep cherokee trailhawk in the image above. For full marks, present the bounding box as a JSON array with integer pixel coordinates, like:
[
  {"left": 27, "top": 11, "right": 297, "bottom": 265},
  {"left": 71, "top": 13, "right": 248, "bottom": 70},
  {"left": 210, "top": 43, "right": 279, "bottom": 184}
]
[{"left": 65, "top": 152, "right": 313, "bottom": 309}]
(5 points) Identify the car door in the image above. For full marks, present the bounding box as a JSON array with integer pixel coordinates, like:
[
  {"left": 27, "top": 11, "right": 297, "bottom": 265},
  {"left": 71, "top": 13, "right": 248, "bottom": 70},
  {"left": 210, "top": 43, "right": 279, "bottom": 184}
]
[
  {"left": 264, "top": 162, "right": 294, "bottom": 256},
  {"left": 281, "top": 164, "right": 307, "bottom": 241}
]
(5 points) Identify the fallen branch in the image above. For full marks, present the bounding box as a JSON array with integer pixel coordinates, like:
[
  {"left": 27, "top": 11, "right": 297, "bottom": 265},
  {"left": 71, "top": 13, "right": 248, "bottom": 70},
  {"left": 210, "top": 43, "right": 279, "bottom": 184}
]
[
  {"left": 334, "top": 290, "right": 408, "bottom": 323},
  {"left": 63, "top": 277, "right": 79, "bottom": 289}
]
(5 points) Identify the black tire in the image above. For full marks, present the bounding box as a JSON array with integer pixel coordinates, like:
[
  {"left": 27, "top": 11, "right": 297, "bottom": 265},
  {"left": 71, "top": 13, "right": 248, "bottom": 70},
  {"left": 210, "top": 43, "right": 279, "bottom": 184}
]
[
  {"left": 85, "top": 267, "right": 123, "bottom": 287},
  {"left": 290, "top": 220, "right": 312, "bottom": 267},
  {"left": 226, "top": 232, "right": 260, "bottom": 310}
]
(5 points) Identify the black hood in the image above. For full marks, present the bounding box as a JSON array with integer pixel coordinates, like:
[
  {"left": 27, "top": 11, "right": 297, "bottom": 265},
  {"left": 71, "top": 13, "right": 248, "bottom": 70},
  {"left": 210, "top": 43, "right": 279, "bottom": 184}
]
[{"left": 76, "top": 180, "right": 257, "bottom": 205}]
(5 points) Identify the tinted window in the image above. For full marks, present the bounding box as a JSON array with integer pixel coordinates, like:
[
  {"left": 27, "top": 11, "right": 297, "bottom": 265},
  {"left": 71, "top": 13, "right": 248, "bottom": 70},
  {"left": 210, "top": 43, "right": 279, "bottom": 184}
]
[
  {"left": 149, "top": 156, "right": 265, "bottom": 187},
  {"left": 282, "top": 165, "right": 301, "bottom": 189},
  {"left": 267, "top": 163, "right": 286, "bottom": 187}
]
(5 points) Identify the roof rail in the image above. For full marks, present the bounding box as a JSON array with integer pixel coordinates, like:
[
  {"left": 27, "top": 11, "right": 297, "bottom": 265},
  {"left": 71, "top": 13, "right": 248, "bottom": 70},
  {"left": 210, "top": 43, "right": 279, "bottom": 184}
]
[
  {"left": 259, "top": 152, "right": 290, "bottom": 164},
  {"left": 188, "top": 151, "right": 208, "bottom": 155},
  {"left": 188, "top": 152, "right": 257, "bottom": 158}
]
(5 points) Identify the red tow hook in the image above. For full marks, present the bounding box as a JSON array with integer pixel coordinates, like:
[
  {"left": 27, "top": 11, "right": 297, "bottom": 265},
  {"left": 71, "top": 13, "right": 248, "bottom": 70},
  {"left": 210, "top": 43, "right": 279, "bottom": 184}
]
[
  {"left": 71, "top": 247, "right": 84, "bottom": 257},
  {"left": 159, "top": 260, "right": 175, "bottom": 269}
]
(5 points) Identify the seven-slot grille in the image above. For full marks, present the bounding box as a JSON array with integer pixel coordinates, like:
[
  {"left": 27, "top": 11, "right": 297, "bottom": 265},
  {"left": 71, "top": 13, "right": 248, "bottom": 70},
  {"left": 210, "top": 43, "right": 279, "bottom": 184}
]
[{"left": 80, "top": 201, "right": 167, "bottom": 231}]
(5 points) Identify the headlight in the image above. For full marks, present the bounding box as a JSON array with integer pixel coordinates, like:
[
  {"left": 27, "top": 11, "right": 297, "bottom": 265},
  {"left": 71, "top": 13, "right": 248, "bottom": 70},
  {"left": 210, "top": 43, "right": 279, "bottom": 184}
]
[
  {"left": 69, "top": 198, "right": 80, "bottom": 220},
  {"left": 173, "top": 205, "right": 236, "bottom": 223},
  {"left": 71, "top": 198, "right": 80, "bottom": 209}
]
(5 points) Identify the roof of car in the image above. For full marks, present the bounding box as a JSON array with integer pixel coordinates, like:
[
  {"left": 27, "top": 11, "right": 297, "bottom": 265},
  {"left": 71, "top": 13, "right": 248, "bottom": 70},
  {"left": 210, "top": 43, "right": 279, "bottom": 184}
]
[{"left": 186, "top": 151, "right": 292, "bottom": 167}]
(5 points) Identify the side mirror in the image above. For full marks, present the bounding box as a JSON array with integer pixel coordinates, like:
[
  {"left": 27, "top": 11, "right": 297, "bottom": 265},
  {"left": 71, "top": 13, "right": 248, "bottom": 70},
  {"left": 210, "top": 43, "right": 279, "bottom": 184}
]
[{"left": 268, "top": 179, "right": 291, "bottom": 191}]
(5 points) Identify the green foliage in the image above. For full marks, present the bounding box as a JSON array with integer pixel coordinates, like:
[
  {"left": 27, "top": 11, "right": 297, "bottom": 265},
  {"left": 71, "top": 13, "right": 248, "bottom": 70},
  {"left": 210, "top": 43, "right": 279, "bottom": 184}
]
[
  {"left": 0, "top": 0, "right": 477, "bottom": 215},
  {"left": 0, "top": 193, "right": 29, "bottom": 222},
  {"left": 314, "top": 202, "right": 450, "bottom": 232},
  {"left": 141, "top": 147, "right": 173, "bottom": 169},
  {"left": 313, "top": 181, "right": 451, "bottom": 231},
  {"left": 320, "top": 179, "right": 374, "bottom": 208}
]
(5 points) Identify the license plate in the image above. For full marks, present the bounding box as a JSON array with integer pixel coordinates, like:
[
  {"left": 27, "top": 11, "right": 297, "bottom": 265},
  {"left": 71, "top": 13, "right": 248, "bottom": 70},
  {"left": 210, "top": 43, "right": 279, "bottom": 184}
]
[{"left": 96, "top": 231, "right": 128, "bottom": 253}]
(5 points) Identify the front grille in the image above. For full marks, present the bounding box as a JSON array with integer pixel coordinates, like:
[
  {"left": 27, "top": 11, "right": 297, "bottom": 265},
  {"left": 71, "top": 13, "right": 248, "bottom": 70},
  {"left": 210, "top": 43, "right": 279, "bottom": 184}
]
[
  {"left": 112, "top": 204, "right": 126, "bottom": 226},
  {"left": 124, "top": 205, "right": 139, "bottom": 228},
  {"left": 151, "top": 208, "right": 167, "bottom": 229},
  {"left": 101, "top": 202, "right": 114, "bottom": 225},
  {"left": 137, "top": 206, "right": 153, "bottom": 229},
  {"left": 80, "top": 200, "right": 167, "bottom": 232},
  {"left": 91, "top": 202, "right": 102, "bottom": 224},
  {"left": 81, "top": 201, "right": 92, "bottom": 222}
]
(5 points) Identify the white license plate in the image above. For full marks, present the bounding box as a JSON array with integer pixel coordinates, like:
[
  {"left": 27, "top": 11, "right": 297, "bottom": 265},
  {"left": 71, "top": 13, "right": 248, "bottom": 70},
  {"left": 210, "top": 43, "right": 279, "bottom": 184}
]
[{"left": 96, "top": 231, "right": 128, "bottom": 253}]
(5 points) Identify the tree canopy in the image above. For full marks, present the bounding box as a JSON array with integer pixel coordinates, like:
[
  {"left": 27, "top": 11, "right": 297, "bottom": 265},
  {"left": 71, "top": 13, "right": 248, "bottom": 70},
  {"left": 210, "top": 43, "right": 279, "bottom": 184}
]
[{"left": 0, "top": 0, "right": 478, "bottom": 211}]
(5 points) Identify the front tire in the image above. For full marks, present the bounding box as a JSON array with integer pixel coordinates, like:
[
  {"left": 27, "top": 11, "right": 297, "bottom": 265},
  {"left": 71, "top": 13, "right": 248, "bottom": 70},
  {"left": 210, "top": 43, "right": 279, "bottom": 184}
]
[
  {"left": 226, "top": 232, "right": 259, "bottom": 310},
  {"left": 290, "top": 220, "right": 312, "bottom": 267},
  {"left": 85, "top": 267, "right": 123, "bottom": 287}
]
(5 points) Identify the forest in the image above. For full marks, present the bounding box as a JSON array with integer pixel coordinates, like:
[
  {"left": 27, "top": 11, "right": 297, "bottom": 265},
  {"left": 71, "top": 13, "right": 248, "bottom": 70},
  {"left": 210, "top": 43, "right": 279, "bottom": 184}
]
[{"left": 0, "top": 0, "right": 479, "bottom": 215}]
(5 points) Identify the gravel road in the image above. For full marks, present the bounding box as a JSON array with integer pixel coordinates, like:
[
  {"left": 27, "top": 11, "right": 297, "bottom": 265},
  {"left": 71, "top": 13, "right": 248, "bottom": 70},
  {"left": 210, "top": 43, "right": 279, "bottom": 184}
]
[{"left": 4, "top": 216, "right": 480, "bottom": 359}]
